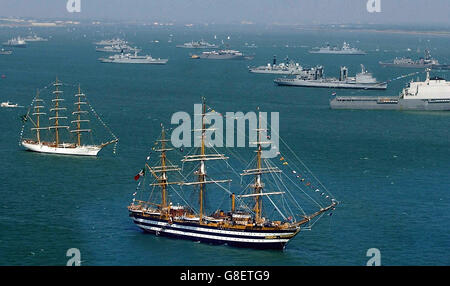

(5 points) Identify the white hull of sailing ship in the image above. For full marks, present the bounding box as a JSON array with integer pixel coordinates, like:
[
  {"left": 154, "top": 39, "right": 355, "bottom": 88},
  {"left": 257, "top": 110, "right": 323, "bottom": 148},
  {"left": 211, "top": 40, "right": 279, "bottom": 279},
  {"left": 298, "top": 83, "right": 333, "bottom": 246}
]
[
  {"left": 129, "top": 210, "right": 300, "bottom": 249},
  {"left": 21, "top": 141, "right": 101, "bottom": 156},
  {"left": 20, "top": 79, "right": 118, "bottom": 157}
]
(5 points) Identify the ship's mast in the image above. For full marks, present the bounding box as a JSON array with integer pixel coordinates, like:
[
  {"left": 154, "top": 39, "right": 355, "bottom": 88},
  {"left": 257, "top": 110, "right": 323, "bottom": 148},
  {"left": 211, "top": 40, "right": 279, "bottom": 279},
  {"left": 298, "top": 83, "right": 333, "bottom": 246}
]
[
  {"left": 146, "top": 124, "right": 181, "bottom": 216},
  {"left": 239, "top": 109, "right": 282, "bottom": 224},
  {"left": 49, "top": 78, "right": 68, "bottom": 146},
  {"left": 199, "top": 97, "right": 207, "bottom": 222},
  {"left": 160, "top": 126, "right": 168, "bottom": 208},
  {"left": 254, "top": 110, "right": 263, "bottom": 223},
  {"left": 31, "top": 89, "right": 46, "bottom": 144},
  {"left": 71, "top": 85, "right": 91, "bottom": 146},
  {"left": 181, "top": 98, "right": 230, "bottom": 223}
]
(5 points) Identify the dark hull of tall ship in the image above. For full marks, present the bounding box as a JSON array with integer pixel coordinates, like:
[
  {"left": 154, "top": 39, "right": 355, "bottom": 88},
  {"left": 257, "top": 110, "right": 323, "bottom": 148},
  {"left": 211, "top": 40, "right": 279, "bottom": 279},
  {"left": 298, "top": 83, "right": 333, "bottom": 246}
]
[{"left": 129, "top": 211, "right": 300, "bottom": 250}]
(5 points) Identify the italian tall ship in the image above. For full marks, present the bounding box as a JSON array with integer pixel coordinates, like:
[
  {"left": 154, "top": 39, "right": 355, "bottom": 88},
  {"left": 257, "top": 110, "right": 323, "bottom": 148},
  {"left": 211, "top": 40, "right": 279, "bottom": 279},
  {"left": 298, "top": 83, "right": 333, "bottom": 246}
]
[
  {"left": 21, "top": 79, "right": 118, "bottom": 156},
  {"left": 128, "top": 99, "right": 337, "bottom": 250}
]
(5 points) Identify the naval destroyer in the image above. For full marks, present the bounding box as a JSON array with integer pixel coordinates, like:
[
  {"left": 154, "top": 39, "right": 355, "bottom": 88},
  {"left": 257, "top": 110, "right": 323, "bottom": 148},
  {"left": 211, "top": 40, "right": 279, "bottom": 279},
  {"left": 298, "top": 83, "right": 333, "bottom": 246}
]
[
  {"left": 23, "top": 34, "right": 48, "bottom": 42},
  {"left": 309, "top": 42, "right": 366, "bottom": 55},
  {"left": 94, "top": 38, "right": 127, "bottom": 46},
  {"left": 249, "top": 56, "right": 306, "bottom": 75},
  {"left": 274, "top": 65, "right": 387, "bottom": 90},
  {"left": 176, "top": 40, "right": 218, "bottom": 49},
  {"left": 99, "top": 51, "right": 168, "bottom": 64},
  {"left": 379, "top": 50, "right": 450, "bottom": 70},
  {"left": 330, "top": 69, "right": 450, "bottom": 111},
  {"left": 197, "top": 49, "right": 249, "bottom": 60},
  {"left": 96, "top": 44, "right": 140, "bottom": 53}
]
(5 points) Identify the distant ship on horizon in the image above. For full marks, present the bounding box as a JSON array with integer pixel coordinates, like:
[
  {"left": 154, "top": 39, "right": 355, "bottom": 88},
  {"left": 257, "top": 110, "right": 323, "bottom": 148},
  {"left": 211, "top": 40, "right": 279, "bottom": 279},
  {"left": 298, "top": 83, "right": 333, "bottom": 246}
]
[
  {"left": 379, "top": 50, "right": 450, "bottom": 70},
  {"left": 309, "top": 42, "right": 366, "bottom": 55},
  {"left": 2, "top": 37, "right": 27, "bottom": 48},
  {"left": 196, "top": 49, "right": 251, "bottom": 60},
  {"left": 249, "top": 56, "right": 306, "bottom": 75},
  {"left": 176, "top": 40, "right": 218, "bottom": 49},
  {"left": 20, "top": 79, "right": 118, "bottom": 156}
]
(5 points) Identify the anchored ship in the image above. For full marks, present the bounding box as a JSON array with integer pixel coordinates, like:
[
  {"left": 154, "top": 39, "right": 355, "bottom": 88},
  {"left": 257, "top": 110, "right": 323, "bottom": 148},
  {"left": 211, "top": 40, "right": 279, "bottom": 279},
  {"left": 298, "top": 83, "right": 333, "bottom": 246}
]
[
  {"left": 275, "top": 65, "right": 387, "bottom": 90},
  {"left": 330, "top": 69, "right": 450, "bottom": 111},
  {"left": 379, "top": 50, "right": 450, "bottom": 70},
  {"left": 128, "top": 99, "right": 337, "bottom": 250},
  {"left": 249, "top": 56, "right": 306, "bottom": 75},
  {"left": 20, "top": 79, "right": 118, "bottom": 156},
  {"left": 94, "top": 38, "right": 128, "bottom": 46},
  {"left": 96, "top": 44, "right": 140, "bottom": 53},
  {"left": 1, "top": 101, "right": 19, "bottom": 108},
  {"left": 309, "top": 42, "right": 366, "bottom": 55},
  {"left": 0, "top": 48, "right": 12, "bottom": 55},
  {"left": 23, "top": 34, "right": 48, "bottom": 42},
  {"left": 99, "top": 51, "right": 168, "bottom": 64},
  {"left": 2, "top": 37, "right": 26, "bottom": 48},
  {"left": 176, "top": 40, "right": 218, "bottom": 49},
  {"left": 197, "top": 49, "right": 249, "bottom": 60}
]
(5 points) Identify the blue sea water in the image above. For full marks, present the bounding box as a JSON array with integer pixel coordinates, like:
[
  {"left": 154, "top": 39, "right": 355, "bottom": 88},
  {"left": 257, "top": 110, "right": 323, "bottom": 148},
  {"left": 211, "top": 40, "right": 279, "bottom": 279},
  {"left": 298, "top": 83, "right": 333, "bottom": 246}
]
[{"left": 0, "top": 25, "right": 449, "bottom": 265}]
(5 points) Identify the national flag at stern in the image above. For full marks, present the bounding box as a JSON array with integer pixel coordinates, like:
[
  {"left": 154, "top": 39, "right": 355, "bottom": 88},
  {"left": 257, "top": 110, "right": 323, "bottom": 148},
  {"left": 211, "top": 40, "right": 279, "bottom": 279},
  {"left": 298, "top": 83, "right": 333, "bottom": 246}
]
[{"left": 134, "top": 168, "right": 145, "bottom": 181}]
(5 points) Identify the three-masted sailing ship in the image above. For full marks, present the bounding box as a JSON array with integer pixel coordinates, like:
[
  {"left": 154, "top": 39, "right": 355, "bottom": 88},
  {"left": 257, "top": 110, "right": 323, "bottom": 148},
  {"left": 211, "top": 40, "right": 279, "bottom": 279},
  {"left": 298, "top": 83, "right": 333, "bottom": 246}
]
[
  {"left": 128, "top": 99, "right": 337, "bottom": 250},
  {"left": 21, "top": 78, "right": 118, "bottom": 156}
]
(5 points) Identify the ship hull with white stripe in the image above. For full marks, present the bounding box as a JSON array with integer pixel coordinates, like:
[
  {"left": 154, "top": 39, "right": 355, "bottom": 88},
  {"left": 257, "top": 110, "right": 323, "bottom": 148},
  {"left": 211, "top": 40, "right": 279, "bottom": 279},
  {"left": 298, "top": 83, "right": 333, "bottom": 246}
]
[
  {"left": 22, "top": 140, "right": 101, "bottom": 156},
  {"left": 129, "top": 211, "right": 299, "bottom": 250}
]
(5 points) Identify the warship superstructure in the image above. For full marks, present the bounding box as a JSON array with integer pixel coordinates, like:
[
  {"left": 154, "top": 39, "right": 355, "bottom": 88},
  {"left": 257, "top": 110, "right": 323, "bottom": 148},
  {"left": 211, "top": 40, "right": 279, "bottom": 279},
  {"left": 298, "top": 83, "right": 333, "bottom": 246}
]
[
  {"left": 274, "top": 65, "right": 387, "bottom": 90},
  {"left": 330, "top": 69, "right": 450, "bottom": 110}
]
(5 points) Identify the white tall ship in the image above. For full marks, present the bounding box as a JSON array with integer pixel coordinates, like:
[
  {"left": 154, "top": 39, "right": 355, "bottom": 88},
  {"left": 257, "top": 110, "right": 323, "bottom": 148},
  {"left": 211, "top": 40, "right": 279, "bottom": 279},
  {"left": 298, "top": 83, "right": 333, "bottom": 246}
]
[
  {"left": 2, "top": 37, "right": 27, "bottom": 48},
  {"left": 21, "top": 79, "right": 118, "bottom": 156},
  {"left": 309, "top": 42, "right": 366, "bottom": 55},
  {"left": 99, "top": 51, "right": 168, "bottom": 64}
]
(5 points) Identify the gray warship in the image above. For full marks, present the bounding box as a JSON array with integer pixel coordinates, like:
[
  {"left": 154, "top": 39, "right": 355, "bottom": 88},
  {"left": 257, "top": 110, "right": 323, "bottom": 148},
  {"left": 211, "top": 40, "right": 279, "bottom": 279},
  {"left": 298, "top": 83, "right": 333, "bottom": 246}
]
[
  {"left": 309, "top": 42, "right": 366, "bottom": 55},
  {"left": 197, "top": 49, "right": 250, "bottom": 60},
  {"left": 330, "top": 69, "right": 450, "bottom": 111},
  {"left": 249, "top": 56, "right": 306, "bottom": 75},
  {"left": 379, "top": 50, "right": 450, "bottom": 70},
  {"left": 176, "top": 40, "right": 218, "bottom": 49},
  {"left": 99, "top": 51, "right": 168, "bottom": 64},
  {"left": 274, "top": 65, "right": 387, "bottom": 90}
]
